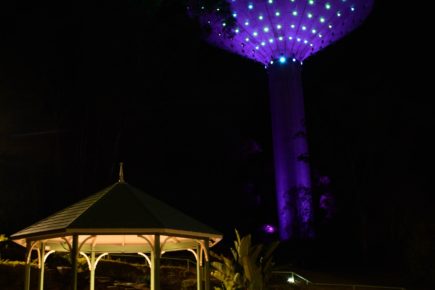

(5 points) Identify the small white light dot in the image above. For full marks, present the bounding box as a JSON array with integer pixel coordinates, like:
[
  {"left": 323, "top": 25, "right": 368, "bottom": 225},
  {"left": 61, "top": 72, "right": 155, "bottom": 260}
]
[
  {"left": 291, "top": 24, "right": 295, "bottom": 29},
  {"left": 222, "top": 22, "right": 226, "bottom": 27},
  {"left": 235, "top": 29, "right": 239, "bottom": 33},
  {"left": 311, "top": 28, "right": 317, "bottom": 34},
  {"left": 351, "top": 6, "right": 355, "bottom": 11},
  {"left": 337, "top": 11, "right": 341, "bottom": 17},
  {"left": 297, "top": 38, "right": 301, "bottom": 42},
  {"left": 292, "top": 10, "right": 298, "bottom": 16},
  {"left": 263, "top": 26, "right": 269, "bottom": 32},
  {"left": 269, "top": 38, "right": 274, "bottom": 43},
  {"left": 320, "top": 17, "right": 325, "bottom": 23},
  {"left": 302, "top": 26, "right": 307, "bottom": 30},
  {"left": 292, "top": 58, "right": 296, "bottom": 62},
  {"left": 255, "top": 46, "right": 260, "bottom": 50},
  {"left": 288, "top": 36, "right": 293, "bottom": 40},
  {"left": 258, "top": 15, "right": 264, "bottom": 20},
  {"left": 325, "top": 3, "right": 331, "bottom": 10},
  {"left": 275, "top": 11, "right": 280, "bottom": 17},
  {"left": 279, "top": 56, "right": 286, "bottom": 63},
  {"left": 245, "top": 37, "right": 250, "bottom": 42},
  {"left": 278, "top": 36, "right": 283, "bottom": 41},
  {"left": 232, "top": 12, "right": 237, "bottom": 18},
  {"left": 261, "top": 41, "right": 266, "bottom": 46},
  {"left": 308, "top": 0, "right": 314, "bottom": 4},
  {"left": 318, "top": 33, "right": 323, "bottom": 38},
  {"left": 304, "top": 39, "right": 308, "bottom": 44},
  {"left": 277, "top": 24, "right": 282, "bottom": 29},
  {"left": 268, "top": 0, "right": 273, "bottom": 4},
  {"left": 328, "top": 24, "right": 333, "bottom": 29},
  {"left": 253, "top": 31, "right": 258, "bottom": 36},
  {"left": 245, "top": 21, "right": 250, "bottom": 26},
  {"left": 248, "top": 3, "right": 253, "bottom": 10},
  {"left": 307, "top": 13, "right": 313, "bottom": 18}
]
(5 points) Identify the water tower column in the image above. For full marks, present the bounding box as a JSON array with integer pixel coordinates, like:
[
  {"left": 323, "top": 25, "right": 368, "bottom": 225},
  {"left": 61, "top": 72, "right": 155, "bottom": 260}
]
[{"left": 268, "top": 60, "right": 313, "bottom": 240}]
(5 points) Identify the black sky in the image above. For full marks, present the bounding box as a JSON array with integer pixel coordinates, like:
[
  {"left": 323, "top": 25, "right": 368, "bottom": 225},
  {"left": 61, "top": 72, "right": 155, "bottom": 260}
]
[{"left": 0, "top": 0, "right": 434, "bottom": 272}]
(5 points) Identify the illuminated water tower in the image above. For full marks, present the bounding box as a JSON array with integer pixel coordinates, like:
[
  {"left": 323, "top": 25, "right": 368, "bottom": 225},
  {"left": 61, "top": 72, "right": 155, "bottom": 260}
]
[{"left": 190, "top": 0, "right": 373, "bottom": 239}]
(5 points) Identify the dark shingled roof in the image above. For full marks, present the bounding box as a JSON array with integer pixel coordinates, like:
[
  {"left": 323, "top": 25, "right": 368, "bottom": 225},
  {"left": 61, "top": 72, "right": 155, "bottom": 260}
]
[{"left": 11, "top": 182, "right": 221, "bottom": 239}]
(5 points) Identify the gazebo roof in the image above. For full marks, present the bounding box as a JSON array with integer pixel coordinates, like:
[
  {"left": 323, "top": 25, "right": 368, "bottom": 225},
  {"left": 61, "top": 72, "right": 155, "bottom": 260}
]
[{"left": 11, "top": 181, "right": 222, "bottom": 253}]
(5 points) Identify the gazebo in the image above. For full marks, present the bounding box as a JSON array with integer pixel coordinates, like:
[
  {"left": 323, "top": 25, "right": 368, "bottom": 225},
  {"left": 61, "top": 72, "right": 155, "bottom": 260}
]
[{"left": 11, "top": 165, "right": 222, "bottom": 290}]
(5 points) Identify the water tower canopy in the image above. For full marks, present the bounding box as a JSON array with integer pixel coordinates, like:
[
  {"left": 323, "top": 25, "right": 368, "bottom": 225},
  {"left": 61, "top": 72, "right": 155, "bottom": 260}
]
[{"left": 191, "top": 0, "right": 374, "bottom": 64}]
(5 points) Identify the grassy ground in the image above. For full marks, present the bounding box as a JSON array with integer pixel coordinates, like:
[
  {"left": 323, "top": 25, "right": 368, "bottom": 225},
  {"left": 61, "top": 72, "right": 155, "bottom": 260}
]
[
  {"left": 0, "top": 262, "right": 411, "bottom": 290},
  {"left": 0, "top": 258, "right": 419, "bottom": 290}
]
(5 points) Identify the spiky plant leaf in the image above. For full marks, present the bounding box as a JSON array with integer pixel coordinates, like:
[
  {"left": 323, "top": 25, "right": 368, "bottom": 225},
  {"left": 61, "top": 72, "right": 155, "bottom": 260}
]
[
  {"left": 263, "top": 240, "right": 280, "bottom": 260},
  {"left": 238, "top": 234, "right": 251, "bottom": 258},
  {"left": 230, "top": 247, "right": 238, "bottom": 261}
]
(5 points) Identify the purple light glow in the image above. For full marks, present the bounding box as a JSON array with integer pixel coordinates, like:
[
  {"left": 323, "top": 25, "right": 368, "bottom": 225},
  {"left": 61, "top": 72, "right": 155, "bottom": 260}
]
[
  {"left": 263, "top": 224, "right": 277, "bottom": 234},
  {"left": 193, "top": 0, "right": 373, "bottom": 64},
  {"left": 191, "top": 0, "right": 373, "bottom": 240}
]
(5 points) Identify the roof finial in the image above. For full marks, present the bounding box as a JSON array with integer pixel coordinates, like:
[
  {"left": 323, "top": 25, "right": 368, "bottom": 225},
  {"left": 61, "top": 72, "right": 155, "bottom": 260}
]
[{"left": 119, "top": 162, "right": 125, "bottom": 183}]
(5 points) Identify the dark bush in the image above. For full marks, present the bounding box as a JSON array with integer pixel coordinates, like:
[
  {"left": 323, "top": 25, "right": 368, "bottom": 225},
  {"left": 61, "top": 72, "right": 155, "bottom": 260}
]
[
  {"left": 94, "top": 259, "right": 147, "bottom": 283},
  {"left": 0, "top": 261, "right": 38, "bottom": 290}
]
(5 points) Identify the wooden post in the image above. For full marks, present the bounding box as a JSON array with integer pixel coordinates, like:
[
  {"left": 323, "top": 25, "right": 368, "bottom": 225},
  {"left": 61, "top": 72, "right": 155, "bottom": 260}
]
[
  {"left": 196, "top": 244, "right": 202, "bottom": 290},
  {"left": 38, "top": 242, "right": 46, "bottom": 290},
  {"left": 24, "top": 241, "right": 31, "bottom": 290},
  {"left": 71, "top": 235, "right": 78, "bottom": 290},
  {"left": 90, "top": 249, "right": 96, "bottom": 290},
  {"left": 151, "top": 234, "right": 160, "bottom": 290},
  {"left": 203, "top": 238, "right": 210, "bottom": 290}
]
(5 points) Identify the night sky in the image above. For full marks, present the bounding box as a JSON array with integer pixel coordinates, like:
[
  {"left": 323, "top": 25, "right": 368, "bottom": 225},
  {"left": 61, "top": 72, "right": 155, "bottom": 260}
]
[{"left": 0, "top": 0, "right": 433, "bottom": 275}]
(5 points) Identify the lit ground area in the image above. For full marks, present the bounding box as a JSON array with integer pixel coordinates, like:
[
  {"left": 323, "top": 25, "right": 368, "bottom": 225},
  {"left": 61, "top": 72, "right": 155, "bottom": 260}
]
[{"left": 0, "top": 259, "right": 412, "bottom": 290}]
